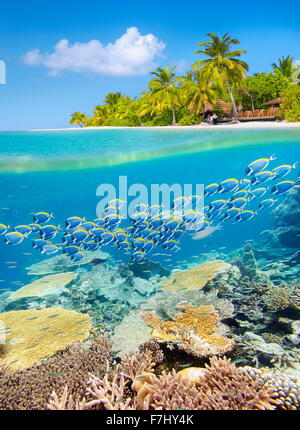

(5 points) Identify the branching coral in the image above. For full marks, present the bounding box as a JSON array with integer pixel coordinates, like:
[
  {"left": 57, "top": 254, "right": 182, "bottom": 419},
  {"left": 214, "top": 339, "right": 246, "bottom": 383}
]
[
  {"left": 131, "top": 357, "right": 280, "bottom": 410},
  {"left": 0, "top": 334, "right": 112, "bottom": 410},
  {"left": 141, "top": 304, "right": 234, "bottom": 357}
]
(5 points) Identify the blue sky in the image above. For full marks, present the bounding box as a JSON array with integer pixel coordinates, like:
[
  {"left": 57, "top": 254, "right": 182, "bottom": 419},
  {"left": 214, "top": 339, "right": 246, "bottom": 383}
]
[{"left": 0, "top": 0, "right": 299, "bottom": 130}]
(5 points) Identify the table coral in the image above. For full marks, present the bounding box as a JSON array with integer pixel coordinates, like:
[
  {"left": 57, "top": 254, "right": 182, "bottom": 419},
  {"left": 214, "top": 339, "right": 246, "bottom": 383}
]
[
  {"left": 140, "top": 303, "right": 234, "bottom": 357},
  {"left": 0, "top": 307, "right": 91, "bottom": 370},
  {"left": 9, "top": 272, "right": 76, "bottom": 300},
  {"left": 159, "top": 260, "right": 231, "bottom": 293}
]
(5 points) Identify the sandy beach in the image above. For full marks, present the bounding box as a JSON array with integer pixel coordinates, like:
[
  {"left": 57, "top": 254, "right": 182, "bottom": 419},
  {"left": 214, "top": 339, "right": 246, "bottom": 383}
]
[{"left": 30, "top": 121, "right": 300, "bottom": 132}]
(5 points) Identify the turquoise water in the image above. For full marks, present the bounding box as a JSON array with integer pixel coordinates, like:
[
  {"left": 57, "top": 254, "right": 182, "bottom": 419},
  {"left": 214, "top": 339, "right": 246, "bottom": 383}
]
[{"left": 0, "top": 127, "right": 299, "bottom": 288}]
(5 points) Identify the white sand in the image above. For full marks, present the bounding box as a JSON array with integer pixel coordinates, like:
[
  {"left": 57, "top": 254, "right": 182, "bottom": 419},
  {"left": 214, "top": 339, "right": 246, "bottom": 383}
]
[{"left": 30, "top": 121, "right": 300, "bottom": 132}]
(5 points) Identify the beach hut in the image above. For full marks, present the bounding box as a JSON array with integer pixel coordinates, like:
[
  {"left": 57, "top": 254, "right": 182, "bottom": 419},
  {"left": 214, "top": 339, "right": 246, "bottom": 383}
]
[{"left": 261, "top": 96, "right": 284, "bottom": 107}]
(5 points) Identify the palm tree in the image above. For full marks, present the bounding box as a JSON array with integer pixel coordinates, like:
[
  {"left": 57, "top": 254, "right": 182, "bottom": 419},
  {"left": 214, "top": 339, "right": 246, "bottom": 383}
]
[
  {"left": 70, "top": 112, "right": 87, "bottom": 128},
  {"left": 103, "top": 92, "right": 122, "bottom": 110},
  {"left": 272, "top": 56, "right": 300, "bottom": 83},
  {"left": 192, "top": 33, "right": 249, "bottom": 122},
  {"left": 272, "top": 56, "right": 294, "bottom": 78},
  {"left": 180, "top": 71, "right": 216, "bottom": 116},
  {"left": 147, "top": 66, "right": 181, "bottom": 125}
]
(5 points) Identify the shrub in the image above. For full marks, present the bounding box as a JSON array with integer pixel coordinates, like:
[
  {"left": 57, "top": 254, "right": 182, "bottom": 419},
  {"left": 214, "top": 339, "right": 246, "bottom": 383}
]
[{"left": 280, "top": 84, "right": 300, "bottom": 122}]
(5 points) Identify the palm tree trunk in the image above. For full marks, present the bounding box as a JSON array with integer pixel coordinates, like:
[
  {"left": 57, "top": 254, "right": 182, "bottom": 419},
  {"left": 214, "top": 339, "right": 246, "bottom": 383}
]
[
  {"left": 225, "top": 80, "right": 238, "bottom": 122},
  {"left": 171, "top": 105, "right": 176, "bottom": 125}
]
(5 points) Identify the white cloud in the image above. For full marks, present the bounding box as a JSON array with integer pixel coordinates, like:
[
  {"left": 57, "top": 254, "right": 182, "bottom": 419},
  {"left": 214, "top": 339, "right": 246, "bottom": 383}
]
[{"left": 22, "top": 27, "right": 166, "bottom": 77}]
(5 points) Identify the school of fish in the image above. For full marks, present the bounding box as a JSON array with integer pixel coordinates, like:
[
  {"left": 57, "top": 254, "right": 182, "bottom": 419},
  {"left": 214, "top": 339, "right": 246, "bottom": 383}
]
[{"left": 0, "top": 155, "right": 299, "bottom": 263}]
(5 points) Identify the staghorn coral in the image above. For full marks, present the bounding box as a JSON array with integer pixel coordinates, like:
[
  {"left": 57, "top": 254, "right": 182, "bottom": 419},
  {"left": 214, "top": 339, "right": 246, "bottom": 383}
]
[
  {"left": 131, "top": 357, "right": 279, "bottom": 410},
  {"left": 140, "top": 303, "right": 234, "bottom": 358},
  {"left": 0, "top": 308, "right": 91, "bottom": 370},
  {"left": 0, "top": 334, "right": 112, "bottom": 410},
  {"left": 47, "top": 342, "right": 164, "bottom": 411},
  {"left": 48, "top": 385, "right": 87, "bottom": 410},
  {"left": 9, "top": 272, "right": 76, "bottom": 300},
  {"left": 159, "top": 260, "right": 231, "bottom": 293},
  {"left": 84, "top": 366, "right": 134, "bottom": 410}
]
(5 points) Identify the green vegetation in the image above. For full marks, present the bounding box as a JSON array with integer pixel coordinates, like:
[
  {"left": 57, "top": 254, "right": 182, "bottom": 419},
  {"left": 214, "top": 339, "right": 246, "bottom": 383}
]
[
  {"left": 70, "top": 33, "right": 300, "bottom": 127},
  {"left": 279, "top": 84, "right": 300, "bottom": 122}
]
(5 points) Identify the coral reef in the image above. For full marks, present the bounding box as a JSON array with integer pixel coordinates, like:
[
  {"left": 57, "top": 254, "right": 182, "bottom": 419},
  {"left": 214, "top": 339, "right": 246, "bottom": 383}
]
[
  {"left": 8, "top": 272, "right": 77, "bottom": 300},
  {"left": 159, "top": 260, "right": 231, "bottom": 293},
  {"left": 0, "top": 334, "right": 112, "bottom": 410},
  {"left": 141, "top": 303, "right": 234, "bottom": 357},
  {"left": 26, "top": 250, "right": 110, "bottom": 275},
  {"left": 0, "top": 308, "right": 91, "bottom": 370},
  {"left": 130, "top": 357, "right": 282, "bottom": 410}
]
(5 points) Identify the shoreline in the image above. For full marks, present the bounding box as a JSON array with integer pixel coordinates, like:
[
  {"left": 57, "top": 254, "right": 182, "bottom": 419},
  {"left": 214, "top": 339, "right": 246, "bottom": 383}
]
[{"left": 29, "top": 121, "right": 300, "bottom": 132}]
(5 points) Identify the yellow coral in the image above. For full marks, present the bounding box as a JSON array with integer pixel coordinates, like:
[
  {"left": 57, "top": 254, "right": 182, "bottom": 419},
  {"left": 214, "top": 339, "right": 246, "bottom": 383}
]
[
  {"left": 9, "top": 272, "right": 76, "bottom": 300},
  {"left": 159, "top": 260, "right": 231, "bottom": 293},
  {"left": 0, "top": 308, "right": 91, "bottom": 370},
  {"left": 141, "top": 304, "right": 234, "bottom": 357}
]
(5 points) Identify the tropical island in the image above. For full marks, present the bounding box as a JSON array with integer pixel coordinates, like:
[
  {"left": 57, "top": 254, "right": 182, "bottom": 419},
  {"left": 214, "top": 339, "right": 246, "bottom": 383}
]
[{"left": 70, "top": 33, "right": 300, "bottom": 128}]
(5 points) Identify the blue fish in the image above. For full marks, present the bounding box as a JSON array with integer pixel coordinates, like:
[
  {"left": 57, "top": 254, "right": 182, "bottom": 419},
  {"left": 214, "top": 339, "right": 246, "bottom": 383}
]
[
  {"left": 235, "top": 210, "right": 256, "bottom": 222},
  {"left": 272, "top": 163, "right": 298, "bottom": 179},
  {"left": 257, "top": 199, "right": 276, "bottom": 210},
  {"left": 70, "top": 251, "right": 85, "bottom": 262},
  {"left": 271, "top": 180, "right": 299, "bottom": 195},
  {"left": 246, "top": 155, "right": 276, "bottom": 176},
  {"left": 91, "top": 227, "right": 106, "bottom": 239},
  {"left": 29, "top": 223, "right": 42, "bottom": 232},
  {"left": 0, "top": 224, "right": 10, "bottom": 235},
  {"left": 229, "top": 190, "right": 249, "bottom": 201},
  {"left": 40, "top": 225, "right": 60, "bottom": 239},
  {"left": 227, "top": 197, "right": 248, "bottom": 209},
  {"left": 209, "top": 200, "right": 227, "bottom": 211},
  {"left": 71, "top": 229, "right": 89, "bottom": 243},
  {"left": 13, "top": 225, "right": 32, "bottom": 237},
  {"left": 249, "top": 187, "right": 268, "bottom": 200},
  {"left": 41, "top": 244, "right": 61, "bottom": 255},
  {"left": 251, "top": 170, "right": 275, "bottom": 185},
  {"left": 83, "top": 240, "right": 99, "bottom": 251},
  {"left": 33, "top": 212, "right": 53, "bottom": 224},
  {"left": 218, "top": 178, "right": 240, "bottom": 194},
  {"left": 63, "top": 245, "right": 82, "bottom": 256},
  {"left": 32, "top": 239, "right": 50, "bottom": 249},
  {"left": 116, "top": 240, "right": 131, "bottom": 252},
  {"left": 4, "top": 231, "right": 25, "bottom": 245},
  {"left": 62, "top": 234, "right": 74, "bottom": 245},
  {"left": 131, "top": 251, "right": 145, "bottom": 262},
  {"left": 222, "top": 207, "right": 241, "bottom": 220},
  {"left": 204, "top": 183, "right": 219, "bottom": 197},
  {"left": 99, "top": 231, "right": 114, "bottom": 245},
  {"left": 93, "top": 218, "right": 106, "bottom": 227},
  {"left": 162, "top": 239, "right": 179, "bottom": 251},
  {"left": 66, "top": 216, "right": 84, "bottom": 229},
  {"left": 237, "top": 178, "right": 251, "bottom": 190}
]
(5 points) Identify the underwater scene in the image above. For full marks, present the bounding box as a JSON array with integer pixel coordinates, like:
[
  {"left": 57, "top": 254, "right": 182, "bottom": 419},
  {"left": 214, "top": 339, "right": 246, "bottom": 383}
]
[{"left": 0, "top": 127, "right": 300, "bottom": 410}]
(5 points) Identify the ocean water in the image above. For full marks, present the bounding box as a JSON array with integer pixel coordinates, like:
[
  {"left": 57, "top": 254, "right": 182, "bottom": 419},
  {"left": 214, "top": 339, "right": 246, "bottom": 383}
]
[{"left": 0, "top": 127, "right": 299, "bottom": 288}]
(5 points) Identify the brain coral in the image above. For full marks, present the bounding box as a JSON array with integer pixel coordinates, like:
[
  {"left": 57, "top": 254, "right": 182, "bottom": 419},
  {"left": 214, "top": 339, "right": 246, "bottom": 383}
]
[
  {"left": 9, "top": 272, "right": 76, "bottom": 300},
  {"left": 159, "top": 260, "right": 231, "bottom": 293},
  {"left": 140, "top": 303, "right": 234, "bottom": 357},
  {"left": 0, "top": 308, "right": 91, "bottom": 370}
]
